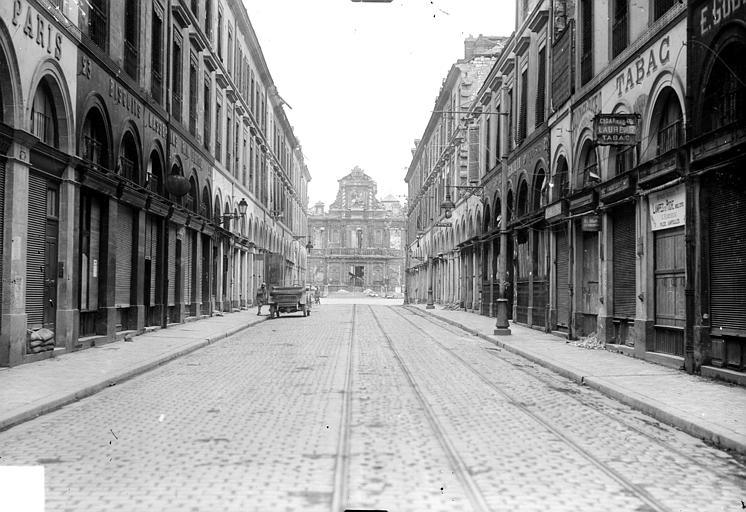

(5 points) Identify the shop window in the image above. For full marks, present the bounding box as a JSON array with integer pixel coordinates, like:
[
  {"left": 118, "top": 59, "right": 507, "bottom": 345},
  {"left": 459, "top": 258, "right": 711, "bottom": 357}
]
[{"left": 31, "top": 81, "right": 57, "bottom": 147}]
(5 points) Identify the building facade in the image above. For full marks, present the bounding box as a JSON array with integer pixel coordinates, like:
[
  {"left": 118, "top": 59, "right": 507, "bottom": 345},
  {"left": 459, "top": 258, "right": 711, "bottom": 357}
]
[
  {"left": 308, "top": 167, "right": 406, "bottom": 295},
  {"left": 0, "top": 0, "right": 309, "bottom": 366},
  {"left": 406, "top": 0, "right": 746, "bottom": 383}
]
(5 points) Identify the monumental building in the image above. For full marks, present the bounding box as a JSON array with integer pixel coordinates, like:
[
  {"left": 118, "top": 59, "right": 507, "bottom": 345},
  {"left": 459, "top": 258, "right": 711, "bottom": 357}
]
[
  {"left": 0, "top": 0, "right": 310, "bottom": 366},
  {"left": 308, "top": 167, "right": 406, "bottom": 295}
]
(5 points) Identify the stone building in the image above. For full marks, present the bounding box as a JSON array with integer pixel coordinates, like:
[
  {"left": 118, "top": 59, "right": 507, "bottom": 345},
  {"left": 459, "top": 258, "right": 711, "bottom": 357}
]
[
  {"left": 308, "top": 167, "right": 406, "bottom": 295},
  {"left": 406, "top": 0, "right": 745, "bottom": 383},
  {"left": 0, "top": 0, "right": 309, "bottom": 366}
]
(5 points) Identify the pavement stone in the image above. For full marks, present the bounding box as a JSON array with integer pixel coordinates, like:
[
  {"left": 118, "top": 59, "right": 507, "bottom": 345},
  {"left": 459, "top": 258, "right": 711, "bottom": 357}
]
[{"left": 408, "top": 303, "right": 746, "bottom": 455}]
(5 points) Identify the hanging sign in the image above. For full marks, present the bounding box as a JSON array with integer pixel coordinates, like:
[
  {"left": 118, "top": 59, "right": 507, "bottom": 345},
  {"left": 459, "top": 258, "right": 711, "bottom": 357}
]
[
  {"left": 649, "top": 184, "right": 685, "bottom": 231},
  {"left": 594, "top": 114, "right": 639, "bottom": 145}
]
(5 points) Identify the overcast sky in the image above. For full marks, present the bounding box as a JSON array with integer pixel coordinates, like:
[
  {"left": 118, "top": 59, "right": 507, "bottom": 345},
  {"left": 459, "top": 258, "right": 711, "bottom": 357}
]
[{"left": 243, "top": 0, "right": 516, "bottom": 208}]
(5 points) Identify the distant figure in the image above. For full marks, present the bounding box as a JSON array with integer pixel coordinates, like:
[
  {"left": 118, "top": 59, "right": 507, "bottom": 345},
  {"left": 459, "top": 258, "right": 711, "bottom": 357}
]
[
  {"left": 256, "top": 283, "right": 267, "bottom": 315},
  {"left": 314, "top": 287, "right": 320, "bottom": 305}
]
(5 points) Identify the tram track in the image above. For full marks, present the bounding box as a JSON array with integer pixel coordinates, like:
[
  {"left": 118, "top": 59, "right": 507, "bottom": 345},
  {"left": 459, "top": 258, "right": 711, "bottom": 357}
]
[
  {"left": 401, "top": 305, "right": 746, "bottom": 485},
  {"left": 330, "top": 304, "right": 356, "bottom": 512},
  {"left": 380, "top": 305, "right": 674, "bottom": 512},
  {"left": 367, "top": 306, "right": 492, "bottom": 512}
]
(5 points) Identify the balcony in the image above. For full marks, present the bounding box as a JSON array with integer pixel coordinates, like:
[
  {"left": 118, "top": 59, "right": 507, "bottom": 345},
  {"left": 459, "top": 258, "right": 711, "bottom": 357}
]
[
  {"left": 612, "top": 12, "right": 628, "bottom": 58},
  {"left": 82, "top": 135, "right": 105, "bottom": 167},
  {"left": 146, "top": 173, "right": 161, "bottom": 194},
  {"left": 88, "top": 3, "right": 107, "bottom": 50},
  {"left": 656, "top": 119, "right": 682, "bottom": 157},
  {"left": 32, "top": 111, "right": 53, "bottom": 146},
  {"left": 124, "top": 40, "right": 138, "bottom": 80}
]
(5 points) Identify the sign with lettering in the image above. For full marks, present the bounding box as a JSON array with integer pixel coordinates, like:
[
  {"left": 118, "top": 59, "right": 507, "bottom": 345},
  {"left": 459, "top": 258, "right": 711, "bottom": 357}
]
[
  {"left": 649, "top": 184, "right": 685, "bottom": 231},
  {"left": 11, "top": 0, "right": 63, "bottom": 60},
  {"left": 614, "top": 35, "right": 671, "bottom": 97},
  {"left": 594, "top": 114, "right": 639, "bottom": 146}
]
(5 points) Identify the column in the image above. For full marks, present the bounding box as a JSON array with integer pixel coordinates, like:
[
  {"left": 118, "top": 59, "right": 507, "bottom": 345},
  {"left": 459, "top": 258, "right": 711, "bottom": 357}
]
[
  {"left": 56, "top": 165, "right": 81, "bottom": 350},
  {"left": 133, "top": 209, "right": 146, "bottom": 331},
  {"left": 1, "top": 142, "right": 30, "bottom": 365}
]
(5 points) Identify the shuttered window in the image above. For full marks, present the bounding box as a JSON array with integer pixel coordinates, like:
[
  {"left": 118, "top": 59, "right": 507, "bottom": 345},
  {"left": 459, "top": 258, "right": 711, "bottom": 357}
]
[
  {"left": 536, "top": 47, "right": 546, "bottom": 127},
  {"left": 519, "top": 68, "right": 528, "bottom": 142},
  {"left": 710, "top": 180, "right": 746, "bottom": 332},
  {"left": 184, "top": 229, "right": 193, "bottom": 305},
  {"left": 115, "top": 204, "right": 134, "bottom": 306},
  {"left": 26, "top": 173, "right": 47, "bottom": 327},
  {"left": 612, "top": 203, "right": 636, "bottom": 319},
  {"left": 168, "top": 223, "right": 177, "bottom": 306},
  {"left": 80, "top": 194, "right": 101, "bottom": 312},
  {"left": 556, "top": 228, "right": 570, "bottom": 327},
  {"left": 468, "top": 126, "right": 480, "bottom": 183},
  {"left": 145, "top": 215, "right": 159, "bottom": 306}
]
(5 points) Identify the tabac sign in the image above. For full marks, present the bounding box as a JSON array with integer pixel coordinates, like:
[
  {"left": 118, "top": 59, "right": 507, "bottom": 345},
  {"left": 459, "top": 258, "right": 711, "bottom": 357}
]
[
  {"left": 649, "top": 184, "right": 685, "bottom": 231},
  {"left": 594, "top": 114, "right": 639, "bottom": 146}
]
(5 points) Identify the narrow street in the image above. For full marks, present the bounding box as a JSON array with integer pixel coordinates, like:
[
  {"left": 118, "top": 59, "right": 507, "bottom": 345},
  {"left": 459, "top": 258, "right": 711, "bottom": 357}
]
[{"left": 1, "top": 303, "right": 744, "bottom": 512}]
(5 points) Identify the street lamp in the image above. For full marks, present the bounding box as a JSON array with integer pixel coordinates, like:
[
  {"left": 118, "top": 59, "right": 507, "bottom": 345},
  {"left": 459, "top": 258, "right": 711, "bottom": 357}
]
[
  {"left": 216, "top": 197, "right": 248, "bottom": 225},
  {"left": 440, "top": 184, "right": 484, "bottom": 219}
]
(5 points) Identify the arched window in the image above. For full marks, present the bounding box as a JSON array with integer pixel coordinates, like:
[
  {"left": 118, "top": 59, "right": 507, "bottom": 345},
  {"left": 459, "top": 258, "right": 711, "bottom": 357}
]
[
  {"left": 650, "top": 87, "right": 683, "bottom": 158},
  {"left": 31, "top": 80, "right": 57, "bottom": 147},
  {"left": 188, "top": 177, "right": 198, "bottom": 213},
  {"left": 533, "top": 168, "right": 547, "bottom": 210},
  {"left": 516, "top": 180, "right": 529, "bottom": 218},
  {"left": 201, "top": 187, "right": 211, "bottom": 218},
  {"left": 146, "top": 150, "right": 163, "bottom": 194},
  {"left": 507, "top": 189, "right": 514, "bottom": 223},
  {"left": 577, "top": 141, "right": 597, "bottom": 189},
  {"left": 554, "top": 156, "right": 569, "bottom": 200},
  {"left": 702, "top": 41, "right": 746, "bottom": 133},
  {"left": 119, "top": 132, "right": 140, "bottom": 184},
  {"left": 81, "top": 109, "right": 108, "bottom": 168},
  {"left": 224, "top": 201, "right": 231, "bottom": 231}
]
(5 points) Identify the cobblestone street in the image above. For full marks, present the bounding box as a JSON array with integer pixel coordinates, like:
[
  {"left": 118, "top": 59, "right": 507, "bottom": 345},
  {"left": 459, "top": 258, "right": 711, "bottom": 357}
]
[{"left": 1, "top": 304, "right": 745, "bottom": 511}]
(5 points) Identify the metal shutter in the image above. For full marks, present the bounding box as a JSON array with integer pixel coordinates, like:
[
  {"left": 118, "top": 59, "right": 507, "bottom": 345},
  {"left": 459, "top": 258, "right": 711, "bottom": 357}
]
[
  {"left": 612, "top": 203, "right": 636, "bottom": 319},
  {"left": 710, "top": 179, "right": 746, "bottom": 332},
  {"left": 184, "top": 229, "right": 192, "bottom": 306},
  {"left": 556, "top": 228, "right": 570, "bottom": 327},
  {"left": 145, "top": 215, "right": 159, "bottom": 305},
  {"left": 115, "top": 204, "right": 134, "bottom": 306},
  {"left": 168, "top": 223, "right": 177, "bottom": 306},
  {"left": 26, "top": 173, "right": 47, "bottom": 327}
]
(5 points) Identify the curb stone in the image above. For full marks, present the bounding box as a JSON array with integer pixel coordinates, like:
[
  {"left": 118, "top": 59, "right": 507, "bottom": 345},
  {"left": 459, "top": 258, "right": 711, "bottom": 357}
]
[{"left": 406, "top": 305, "right": 746, "bottom": 455}]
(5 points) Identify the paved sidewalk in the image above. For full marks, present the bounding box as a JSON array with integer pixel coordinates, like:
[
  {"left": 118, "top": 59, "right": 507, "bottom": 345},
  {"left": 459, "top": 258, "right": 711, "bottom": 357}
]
[
  {"left": 0, "top": 311, "right": 267, "bottom": 432},
  {"left": 408, "top": 304, "right": 746, "bottom": 455}
]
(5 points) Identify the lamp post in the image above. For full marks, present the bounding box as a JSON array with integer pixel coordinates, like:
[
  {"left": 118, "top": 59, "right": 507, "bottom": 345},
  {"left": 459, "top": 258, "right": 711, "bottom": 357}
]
[{"left": 495, "top": 85, "right": 512, "bottom": 336}]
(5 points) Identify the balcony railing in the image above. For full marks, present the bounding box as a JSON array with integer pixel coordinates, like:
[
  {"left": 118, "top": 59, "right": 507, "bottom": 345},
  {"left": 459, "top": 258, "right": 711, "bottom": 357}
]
[
  {"left": 577, "top": 162, "right": 598, "bottom": 189},
  {"left": 656, "top": 119, "right": 681, "bottom": 156},
  {"left": 124, "top": 40, "right": 138, "bottom": 80},
  {"left": 615, "top": 145, "right": 635, "bottom": 176},
  {"left": 184, "top": 196, "right": 195, "bottom": 212},
  {"left": 83, "top": 135, "right": 105, "bottom": 167},
  {"left": 146, "top": 173, "right": 161, "bottom": 194},
  {"left": 118, "top": 156, "right": 135, "bottom": 182},
  {"left": 612, "top": 13, "right": 628, "bottom": 58},
  {"left": 704, "top": 86, "right": 745, "bottom": 133},
  {"left": 33, "top": 111, "right": 53, "bottom": 145},
  {"left": 88, "top": 3, "right": 107, "bottom": 50},
  {"left": 172, "top": 92, "right": 182, "bottom": 123}
]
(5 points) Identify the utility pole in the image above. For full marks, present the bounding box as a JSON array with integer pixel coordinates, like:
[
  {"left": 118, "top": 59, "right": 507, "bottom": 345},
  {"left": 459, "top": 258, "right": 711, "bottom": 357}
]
[{"left": 495, "top": 84, "right": 511, "bottom": 335}]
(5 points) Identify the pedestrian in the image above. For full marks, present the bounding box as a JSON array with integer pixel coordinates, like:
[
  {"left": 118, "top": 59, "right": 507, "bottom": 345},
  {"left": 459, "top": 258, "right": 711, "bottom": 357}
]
[{"left": 256, "top": 283, "right": 266, "bottom": 315}]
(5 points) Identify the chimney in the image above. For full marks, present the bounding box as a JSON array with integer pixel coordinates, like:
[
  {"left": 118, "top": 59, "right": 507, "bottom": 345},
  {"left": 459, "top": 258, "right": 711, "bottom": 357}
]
[{"left": 464, "top": 35, "right": 476, "bottom": 60}]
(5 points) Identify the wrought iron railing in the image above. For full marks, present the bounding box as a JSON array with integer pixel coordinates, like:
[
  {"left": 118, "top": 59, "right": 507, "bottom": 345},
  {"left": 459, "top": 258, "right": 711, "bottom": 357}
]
[
  {"left": 612, "top": 12, "right": 628, "bottom": 58},
  {"left": 656, "top": 119, "right": 681, "bottom": 156},
  {"left": 88, "top": 3, "right": 107, "bottom": 49},
  {"left": 119, "top": 156, "right": 135, "bottom": 182},
  {"left": 83, "top": 135, "right": 105, "bottom": 166},
  {"left": 146, "top": 173, "right": 161, "bottom": 194},
  {"left": 704, "top": 87, "right": 745, "bottom": 132},
  {"left": 124, "top": 40, "right": 138, "bottom": 79}
]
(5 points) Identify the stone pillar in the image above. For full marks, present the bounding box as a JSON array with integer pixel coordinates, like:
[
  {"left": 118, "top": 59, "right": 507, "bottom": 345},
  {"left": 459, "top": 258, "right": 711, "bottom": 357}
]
[
  {"left": 1, "top": 142, "right": 30, "bottom": 366},
  {"left": 133, "top": 209, "right": 146, "bottom": 332},
  {"left": 55, "top": 166, "right": 81, "bottom": 351},
  {"left": 597, "top": 213, "right": 613, "bottom": 343}
]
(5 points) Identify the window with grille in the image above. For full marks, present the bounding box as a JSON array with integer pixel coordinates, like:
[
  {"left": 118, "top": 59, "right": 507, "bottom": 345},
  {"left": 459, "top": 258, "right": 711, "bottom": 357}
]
[
  {"left": 612, "top": 0, "right": 628, "bottom": 58},
  {"left": 580, "top": 0, "right": 593, "bottom": 85},
  {"left": 123, "top": 1, "right": 139, "bottom": 80},
  {"left": 172, "top": 37, "right": 182, "bottom": 123},
  {"left": 31, "top": 82, "right": 57, "bottom": 147},
  {"left": 536, "top": 47, "right": 546, "bottom": 127},
  {"left": 88, "top": 0, "right": 108, "bottom": 50},
  {"left": 151, "top": 4, "right": 163, "bottom": 102}
]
